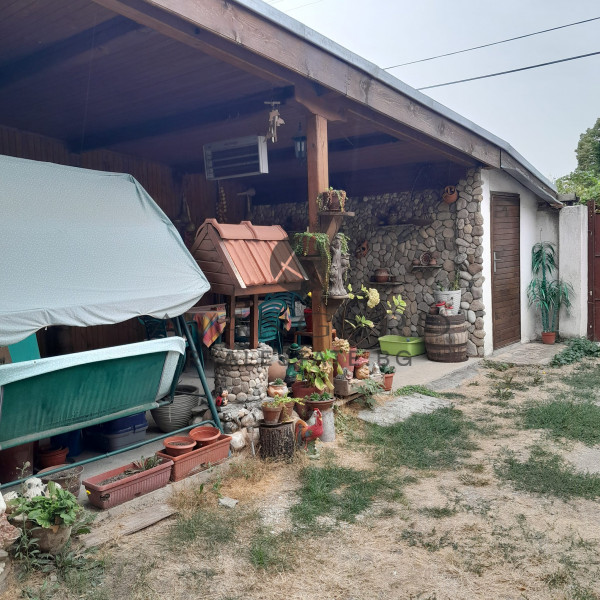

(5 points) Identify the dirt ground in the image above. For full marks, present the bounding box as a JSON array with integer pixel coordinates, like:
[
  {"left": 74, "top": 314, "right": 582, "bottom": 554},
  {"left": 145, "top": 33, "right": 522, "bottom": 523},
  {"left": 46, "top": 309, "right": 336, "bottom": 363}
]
[{"left": 5, "top": 358, "right": 600, "bottom": 600}]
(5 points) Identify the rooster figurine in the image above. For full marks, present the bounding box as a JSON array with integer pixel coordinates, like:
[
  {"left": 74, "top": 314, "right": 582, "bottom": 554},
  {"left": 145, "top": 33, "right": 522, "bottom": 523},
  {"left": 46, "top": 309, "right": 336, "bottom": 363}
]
[{"left": 295, "top": 408, "right": 323, "bottom": 457}]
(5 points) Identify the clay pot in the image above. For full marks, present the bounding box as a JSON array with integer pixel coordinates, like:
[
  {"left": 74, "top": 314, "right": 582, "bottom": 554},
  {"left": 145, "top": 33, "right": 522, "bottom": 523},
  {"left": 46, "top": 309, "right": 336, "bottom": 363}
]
[
  {"left": 541, "top": 331, "right": 556, "bottom": 345},
  {"left": 163, "top": 436, "right": 196, "bottom": 457},
  {"left": 291, "top": 381, "right": 318, "bottom": 400},
  {"left": 279, "top": 400, "right": 296, "bottom": 422},
  {"left": 262, "top": 403, "right": 283, "bottom": 425},
  {"left": 189, "top": 426, "right": 221, "bottom": 446},
  {"left": 374, "top": 268, "right": 390, "bottom": 283},
  {"left": 27, "top": 524, "right": 72, "bottom": 554},
  {"left": 38, "top": 464, "right": 84, "bottom": 497},
  {"left": 383, "top": 373, "right": 394, "bottom": 392},
  {"left": 37, "top": 447, "right": 69, "bottom": 469},
  {"left": 268, "top": 355, "right": 287, "bottom": 382},
  {"left": 442, "top": 185, "right": 458, "bottom": 204},
  {"left": 267, "top": 382, "right": 288, "bottom": 398}
]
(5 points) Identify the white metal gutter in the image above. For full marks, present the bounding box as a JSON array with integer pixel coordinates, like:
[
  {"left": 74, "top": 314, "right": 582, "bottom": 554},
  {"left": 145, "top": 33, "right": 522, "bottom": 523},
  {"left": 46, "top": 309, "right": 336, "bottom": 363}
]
[{"left": 234, "top": 0, "right": 560, "bottom": 206}]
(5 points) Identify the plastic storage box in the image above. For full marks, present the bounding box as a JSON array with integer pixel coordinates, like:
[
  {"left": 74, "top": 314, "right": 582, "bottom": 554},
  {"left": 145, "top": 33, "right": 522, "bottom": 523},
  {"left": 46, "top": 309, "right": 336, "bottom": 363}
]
[
  {"left": 83, "top": 412, "right": 148, "bottom": 452},
  {"left": 378, "top": 336, "right": 426, "bottom": 357}
]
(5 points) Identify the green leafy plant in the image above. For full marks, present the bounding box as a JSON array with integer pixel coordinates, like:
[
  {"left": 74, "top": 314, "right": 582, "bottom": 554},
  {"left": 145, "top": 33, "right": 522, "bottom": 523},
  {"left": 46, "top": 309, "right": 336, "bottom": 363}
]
[
  {"left": 271, "top": 377, "right": 285, "bottom": 385},
  {"left": 307, "top": 391, "right": 333, "bottom": 402},
  {"left": 550, "top": 337, "right": 600, "bottom": 367},
  {"left": 290, "top": 349, "right": 340, "bottom": 392},
  {"left": 527, "top": 242, "right": 573, "bottom": 333},
  {"left": 292, "top": 231, "right": 332, "bottom": 296},
  {"left": 355, "top": 378, "right": 384, "bottom": 410},
  {"left": 316, "top": 188, "right": 347, "bottom": 212},
  {"left": 9, "top": 481, "right": 81, "bottom": 530},
  {"left": 132, "top": 455, "right": 162, "bottom": 471},
  {"left": 379, "top": 363, "right": 396, "bottom": 374}
]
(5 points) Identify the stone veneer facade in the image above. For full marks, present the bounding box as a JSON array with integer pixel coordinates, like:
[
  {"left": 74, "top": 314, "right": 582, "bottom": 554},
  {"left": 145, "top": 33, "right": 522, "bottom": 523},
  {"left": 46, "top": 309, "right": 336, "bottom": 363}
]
[{"left": 251, "top": 167, "right": 486, "bottom": 356}]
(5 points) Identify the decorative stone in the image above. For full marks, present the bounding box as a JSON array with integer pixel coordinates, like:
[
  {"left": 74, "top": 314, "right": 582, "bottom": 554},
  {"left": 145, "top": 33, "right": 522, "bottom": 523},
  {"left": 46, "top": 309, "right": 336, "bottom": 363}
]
[
  {"left": 467, "top": 263, "right": 483, "bottom": 275},
  {"left": 455, "top": 238, "right": 469, "bottom": 247},
  {"left": 472, "top": 286, "right": 483, "bottom": 299},
  {"left": 230, "top": 432, "right": 246, "bottom": 450},
  {"left": 462, "top": 291, "right": 473, "bottom": 303},
  {"left": 475, "top": 317, "right": 484, "bottom": 330},
  {"left": 218, "top": 497, "right": 239, "bottom": 509},
  {"left": 470, "top": 299, "right": 484, "bottom": 311},
  {"left": 0, "top": 515, "right": 19, "bottom": 550},
  {"left": 467, "top": 340, "right": 477, "bottom": 356},
  {"left": 473, "top": 330, "right": 486, "bottom": 339},
  {"left": 467, "top": 310, "right": 476, "bottom": 324}
]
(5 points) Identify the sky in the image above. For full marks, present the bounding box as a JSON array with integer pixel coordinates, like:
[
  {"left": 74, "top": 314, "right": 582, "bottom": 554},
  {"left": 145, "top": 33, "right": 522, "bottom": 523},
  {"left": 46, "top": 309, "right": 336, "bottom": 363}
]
[{"left": 263, "top": 0, "right": 600, "bottom": 183}]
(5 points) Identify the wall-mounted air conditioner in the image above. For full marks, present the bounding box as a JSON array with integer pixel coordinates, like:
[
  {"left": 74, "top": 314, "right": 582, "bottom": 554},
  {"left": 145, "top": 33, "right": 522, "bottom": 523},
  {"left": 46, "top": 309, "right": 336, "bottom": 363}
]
[{"left": 203, "top": 135, "right": 268, "bottom": 180}]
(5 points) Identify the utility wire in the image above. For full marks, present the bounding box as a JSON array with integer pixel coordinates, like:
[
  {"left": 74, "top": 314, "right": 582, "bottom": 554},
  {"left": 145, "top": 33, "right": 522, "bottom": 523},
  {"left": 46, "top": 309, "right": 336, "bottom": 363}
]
[
  {"left": 385, "top": 16, "right": 600, "bottom": 69},
  {"left": 417, "top": 50, "right": 600, "bottom": 90}
]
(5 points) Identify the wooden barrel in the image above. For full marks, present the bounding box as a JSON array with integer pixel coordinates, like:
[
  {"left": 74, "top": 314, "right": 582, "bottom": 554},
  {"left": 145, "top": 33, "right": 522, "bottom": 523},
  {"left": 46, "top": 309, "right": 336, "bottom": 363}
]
[{"left": 424, "top": 313, "right": 468, "bottom": 363}]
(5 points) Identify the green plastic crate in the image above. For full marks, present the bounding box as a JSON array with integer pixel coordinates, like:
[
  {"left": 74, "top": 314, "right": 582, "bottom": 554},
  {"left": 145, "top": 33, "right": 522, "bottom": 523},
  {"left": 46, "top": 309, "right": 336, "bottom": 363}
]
[{"left": 378, "top": 336, "right": 426, "bottom": 357}]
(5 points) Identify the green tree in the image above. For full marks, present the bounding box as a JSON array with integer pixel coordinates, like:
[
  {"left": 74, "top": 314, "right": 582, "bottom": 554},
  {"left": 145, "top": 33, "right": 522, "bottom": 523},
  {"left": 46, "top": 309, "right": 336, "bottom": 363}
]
[{"left": 556, "top": 117, "right": 600, "bottom": 203}]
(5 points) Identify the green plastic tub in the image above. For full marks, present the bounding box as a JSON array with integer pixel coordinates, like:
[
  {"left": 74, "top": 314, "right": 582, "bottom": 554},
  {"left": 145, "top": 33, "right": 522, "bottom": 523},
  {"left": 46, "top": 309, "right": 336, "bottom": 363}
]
[{"left": 378, "top": 336, "right": 426, "bottom": 357}]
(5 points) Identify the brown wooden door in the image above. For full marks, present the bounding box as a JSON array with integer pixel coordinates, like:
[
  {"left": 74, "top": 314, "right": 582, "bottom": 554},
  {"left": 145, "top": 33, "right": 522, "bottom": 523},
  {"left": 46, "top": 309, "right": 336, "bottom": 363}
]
[
  {"left": 491, "top": 193, "right": 521, "bottom": 349},
  {"left": 588, "top": 201, "right": 600, "bottom": 340}
]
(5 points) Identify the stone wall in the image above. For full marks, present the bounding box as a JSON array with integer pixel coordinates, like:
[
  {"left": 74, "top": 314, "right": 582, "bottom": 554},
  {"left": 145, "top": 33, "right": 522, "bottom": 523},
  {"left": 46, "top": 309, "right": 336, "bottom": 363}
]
[{"left": 251, "top": 167, "right": 486, "bottom": 355}]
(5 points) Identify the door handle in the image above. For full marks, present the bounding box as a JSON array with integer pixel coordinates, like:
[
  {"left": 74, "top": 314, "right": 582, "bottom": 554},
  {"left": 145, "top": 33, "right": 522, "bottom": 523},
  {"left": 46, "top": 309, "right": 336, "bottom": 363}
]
[{"left": 493, "top": 251, "right": 502, "bottom": 273}]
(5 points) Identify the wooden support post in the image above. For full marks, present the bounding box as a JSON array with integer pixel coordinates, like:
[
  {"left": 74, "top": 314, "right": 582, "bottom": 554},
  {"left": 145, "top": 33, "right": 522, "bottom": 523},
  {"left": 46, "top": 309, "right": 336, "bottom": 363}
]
[
  {"left": 226, "top": 295, "right": 235, "bottom": 349},
  {"left": 250, "top": 294, "right": 259, "bottom": 349},
  {"left": 307, "top": 113, "right": 331, "bottom": 352}
]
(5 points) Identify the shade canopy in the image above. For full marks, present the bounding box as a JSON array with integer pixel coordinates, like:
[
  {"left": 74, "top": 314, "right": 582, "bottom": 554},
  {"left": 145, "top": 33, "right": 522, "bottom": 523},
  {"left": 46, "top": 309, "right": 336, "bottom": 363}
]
[{"left": 0, "top": 155, "right": 210, "bottom": 345}]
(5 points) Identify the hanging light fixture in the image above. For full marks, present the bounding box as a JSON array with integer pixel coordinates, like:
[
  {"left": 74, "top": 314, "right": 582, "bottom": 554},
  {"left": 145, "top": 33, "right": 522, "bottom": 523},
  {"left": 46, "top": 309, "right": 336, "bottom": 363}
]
[{"left": 293, "top": 122, "right": 307, "bottom": 160}]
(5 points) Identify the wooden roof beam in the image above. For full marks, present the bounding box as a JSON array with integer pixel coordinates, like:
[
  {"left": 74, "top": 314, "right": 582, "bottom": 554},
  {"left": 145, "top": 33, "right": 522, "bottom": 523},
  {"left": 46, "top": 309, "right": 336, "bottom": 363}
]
[
  {"left": 92, "top": 0, "right": 501, "bottom": 167},
  {"left": 70, "top": 85, "right": 294, "bottom": 152},
  {"left": 0, "top": 16, "right": 143, "bottom": 90}
]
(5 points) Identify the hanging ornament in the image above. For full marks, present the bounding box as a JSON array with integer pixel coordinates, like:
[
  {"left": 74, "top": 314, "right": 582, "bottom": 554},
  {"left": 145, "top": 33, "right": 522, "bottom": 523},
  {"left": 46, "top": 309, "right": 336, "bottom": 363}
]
[
  {"left": 265, "top": 100, "right": 285, "bottom": 143},
  {"left": 217, "top": 183, "right": 227, "bottom": 223}
]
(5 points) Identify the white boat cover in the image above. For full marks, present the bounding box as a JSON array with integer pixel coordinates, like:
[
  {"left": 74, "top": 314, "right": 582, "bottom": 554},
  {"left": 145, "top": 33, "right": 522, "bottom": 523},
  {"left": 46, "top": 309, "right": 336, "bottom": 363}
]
[{"left": 0, "top": 155, "right": 210, "bottom": 345}]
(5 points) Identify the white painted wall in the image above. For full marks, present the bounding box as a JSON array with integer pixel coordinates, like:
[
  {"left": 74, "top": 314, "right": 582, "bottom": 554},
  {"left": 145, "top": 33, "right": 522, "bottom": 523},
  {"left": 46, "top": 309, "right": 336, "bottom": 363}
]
[
  {"left": 559, "top": 205, "right": 588, "bottom": 338},
  {"left": 480, "top": 169, "right": 559, "bottom": 352}
]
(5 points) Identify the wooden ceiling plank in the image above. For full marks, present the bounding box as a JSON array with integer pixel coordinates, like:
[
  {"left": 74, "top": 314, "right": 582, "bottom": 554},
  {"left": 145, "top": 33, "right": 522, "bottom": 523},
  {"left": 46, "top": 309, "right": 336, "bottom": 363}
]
[
  {"left": 90, "top": 0, "right": 500, "bottom": 167},
  {"left": 0, "top": 15, "right": 144, "bottom": 90},
  {"left": 70, "top": 85, "right": 294, "bottom": 151}
]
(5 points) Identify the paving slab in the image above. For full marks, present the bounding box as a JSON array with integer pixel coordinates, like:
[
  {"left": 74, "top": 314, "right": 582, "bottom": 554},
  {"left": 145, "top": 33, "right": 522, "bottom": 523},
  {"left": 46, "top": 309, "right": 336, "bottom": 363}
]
[
  {"left": 358, "top": 393, "right": 451, "bottom": 426},
  {"left": 490, "top": 342, "right": 564, "bottom": 366}
]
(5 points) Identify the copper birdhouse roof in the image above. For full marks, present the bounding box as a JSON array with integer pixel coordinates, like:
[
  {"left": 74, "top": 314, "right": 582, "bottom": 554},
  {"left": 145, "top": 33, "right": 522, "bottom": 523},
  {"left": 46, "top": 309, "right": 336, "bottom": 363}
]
[{"left": 191, "top": 219, "right": 308, "bottom": 296}]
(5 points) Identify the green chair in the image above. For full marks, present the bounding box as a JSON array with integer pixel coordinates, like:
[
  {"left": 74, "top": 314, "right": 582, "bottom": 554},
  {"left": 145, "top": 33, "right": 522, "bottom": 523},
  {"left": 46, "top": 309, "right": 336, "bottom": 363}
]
[
  {"left": 258, "top": 299, "right": 287, "bottom": 354},
  {"left": 138, "top": 316, "right": 203, "bottom": 366}
]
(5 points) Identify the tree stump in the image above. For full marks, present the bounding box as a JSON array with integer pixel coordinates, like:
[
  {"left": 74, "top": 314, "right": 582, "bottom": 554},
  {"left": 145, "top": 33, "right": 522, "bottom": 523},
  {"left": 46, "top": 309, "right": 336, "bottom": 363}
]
[{"left": 259, "top": 421, "right": 295, "bottom": 460}]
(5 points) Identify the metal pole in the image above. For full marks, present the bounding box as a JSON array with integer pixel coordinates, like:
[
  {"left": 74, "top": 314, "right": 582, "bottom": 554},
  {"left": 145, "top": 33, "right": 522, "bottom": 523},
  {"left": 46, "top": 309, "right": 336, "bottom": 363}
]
[{"left": 176, "top": 316, "right": 223, "bottom": 433}]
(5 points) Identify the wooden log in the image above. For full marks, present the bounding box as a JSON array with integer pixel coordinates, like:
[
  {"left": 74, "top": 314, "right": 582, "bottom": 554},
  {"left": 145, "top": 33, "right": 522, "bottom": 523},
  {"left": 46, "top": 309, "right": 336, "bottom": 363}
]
[{"left": 259, "top": 421, "right": 295, "bottom": 460}]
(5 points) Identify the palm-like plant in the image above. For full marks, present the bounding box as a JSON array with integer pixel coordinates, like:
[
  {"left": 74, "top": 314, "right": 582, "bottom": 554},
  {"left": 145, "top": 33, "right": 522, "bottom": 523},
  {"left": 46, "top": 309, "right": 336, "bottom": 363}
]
[{"left": 526, "top": 242, "right": 573, "bottom": 333}]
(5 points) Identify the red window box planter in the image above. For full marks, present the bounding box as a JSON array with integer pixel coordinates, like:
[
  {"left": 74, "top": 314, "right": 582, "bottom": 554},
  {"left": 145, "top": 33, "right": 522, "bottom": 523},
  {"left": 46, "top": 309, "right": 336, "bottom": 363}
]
[
  {"left": 156, "top": 434, "right": 232, "bottom": 482},
  {"left": 82, "top": 458, "right": 173, "bottom": 509}
]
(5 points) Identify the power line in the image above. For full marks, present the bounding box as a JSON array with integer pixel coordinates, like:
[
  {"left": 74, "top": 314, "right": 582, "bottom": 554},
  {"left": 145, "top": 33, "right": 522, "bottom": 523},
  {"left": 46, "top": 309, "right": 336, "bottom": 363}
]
[
  {"left": 417, "top": 50, "right": 600, "bottom": 90},
  {"left": 385, "top": 16, "right": 600, "bottom": 70}
]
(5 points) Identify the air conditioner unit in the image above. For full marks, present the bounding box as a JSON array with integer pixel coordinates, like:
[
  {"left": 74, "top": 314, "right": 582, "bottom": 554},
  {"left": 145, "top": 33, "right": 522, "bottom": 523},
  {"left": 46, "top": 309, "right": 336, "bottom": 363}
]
[{"left": 203, "top": 135, "right": 268, "bottom": 180}]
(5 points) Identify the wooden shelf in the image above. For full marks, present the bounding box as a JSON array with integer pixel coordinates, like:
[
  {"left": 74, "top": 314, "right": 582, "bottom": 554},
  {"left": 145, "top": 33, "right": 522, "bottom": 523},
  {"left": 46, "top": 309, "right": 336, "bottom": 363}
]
[
  {"left": 368, "top": 280, "right": 402, "bottom": 287},
  {"left": 318, "top": 211, "right": 355, "bottom": 217},
  {"left": 410, "top": 264, "right": 442, "bottom": 271}
]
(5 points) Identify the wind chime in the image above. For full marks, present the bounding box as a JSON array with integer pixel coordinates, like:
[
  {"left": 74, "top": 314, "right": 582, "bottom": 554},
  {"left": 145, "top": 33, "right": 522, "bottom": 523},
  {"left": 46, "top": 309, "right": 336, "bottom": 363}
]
[{"left": 265, "top": 100, "right": 285, "bottom": 143}]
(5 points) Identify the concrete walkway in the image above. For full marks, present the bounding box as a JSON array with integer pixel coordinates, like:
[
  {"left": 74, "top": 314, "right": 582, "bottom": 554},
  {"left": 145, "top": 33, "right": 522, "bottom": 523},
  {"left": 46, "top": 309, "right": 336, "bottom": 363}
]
[{"left": 490, "top": 341, "right": 564, "bottom": 366}]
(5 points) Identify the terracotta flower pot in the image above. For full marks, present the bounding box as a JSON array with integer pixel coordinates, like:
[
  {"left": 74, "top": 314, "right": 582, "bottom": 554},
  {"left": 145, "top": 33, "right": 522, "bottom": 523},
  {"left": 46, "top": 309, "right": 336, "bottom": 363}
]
[
  {"left": 262, "top": 403, "right": 283, "bottom": 425},
  {"left": 279, "top": 400, "right": 296, "bottom": 422},
  {"left": 267, "top": 382, "right": 288, "bottom": 398},
  {"left": 37, "top": 447, "right": 69, "bottom": 469},
  {"left": 442, "top": 186, "right": 458, "bottom": 204},
  {"left": 163, "top": 436, "right": 196, "bottom": 457},
  {"left": 374, "top": 268, "right": 390, "bottom": 282},
  {"left": 541, "top": 331, "right": 556, "bottom": 345},
  {"left": 189, "top": 426, "right": 221, "bottom": 446},
  {"left": 291, "top": 380, "right": 319, "bottom": 400},
  {"left": 38, "top": 464, "right": 84, "bottom": 497},
  {"left": 383, "top": 373, "right": 394, "bottom": 392}
]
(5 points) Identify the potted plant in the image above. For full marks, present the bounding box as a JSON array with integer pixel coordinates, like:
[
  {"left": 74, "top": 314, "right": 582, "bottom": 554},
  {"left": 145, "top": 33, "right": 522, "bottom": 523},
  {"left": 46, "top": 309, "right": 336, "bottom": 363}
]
[
  {"left": 433, "top": 272, "right": 461, "bottom": 315},
  {"left": 271, "top": 393, "right": 302, "bottom": 422},
  {"left": 526, "top": 242, "right": 573, "bottom": 344},
  {"left": 8, "top": 481, "right": 82, "bottom": 554},
  {"left": 267, "top": 377, "right": 288, "bottom": 398},
  {"left": 332, "top": 337, "right": 354, "bottom": 371},
  {"left": 379, "top": 363, "right": 395, "bottom": 391},
  {"left": 305, "top": 391, "right": 335, "bottom": 412},
  {"left": 261, "top": 399, "right": 283, "bottom": 425},
  {"left": 289, "top": 349, "right": 339, "bottom": 397},
  {"left": 83, "top": 455, "right": 173, "bottom": 509},
  {"left": 317, "top": 188, "right": 347, "bottom": 212}
]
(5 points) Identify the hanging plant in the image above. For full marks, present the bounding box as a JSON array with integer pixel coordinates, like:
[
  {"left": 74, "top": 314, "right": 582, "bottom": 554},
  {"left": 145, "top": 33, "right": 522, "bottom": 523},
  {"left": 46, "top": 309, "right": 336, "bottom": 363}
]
[{"left": 292, "top": 231, "right": 332, "bottom": 296}]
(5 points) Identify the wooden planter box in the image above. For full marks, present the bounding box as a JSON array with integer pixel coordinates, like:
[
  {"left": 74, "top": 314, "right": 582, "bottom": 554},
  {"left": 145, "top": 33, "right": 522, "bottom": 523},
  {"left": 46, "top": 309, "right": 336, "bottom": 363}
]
[
  {"left": 334, "top": 374, "right": 384, "bottom": 397},
  {"left": 156, "top": 434, "right": 231, "bottom": 482},
  {"left": 83, "top": 458, "right": 173, "bottom": 509}
]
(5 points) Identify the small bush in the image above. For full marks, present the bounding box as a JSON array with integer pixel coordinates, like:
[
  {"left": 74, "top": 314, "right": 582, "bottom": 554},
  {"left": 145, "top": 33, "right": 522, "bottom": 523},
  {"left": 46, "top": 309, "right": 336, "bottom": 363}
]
[{"left": 551, "top": 338, "right": 600, "bottom": 367}]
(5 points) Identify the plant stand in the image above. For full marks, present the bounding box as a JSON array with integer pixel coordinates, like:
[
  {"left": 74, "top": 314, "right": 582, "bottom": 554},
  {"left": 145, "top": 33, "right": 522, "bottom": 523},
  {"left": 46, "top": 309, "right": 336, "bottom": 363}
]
[{"left": 259, "top": 421, "right": 295, "bottom": 460}]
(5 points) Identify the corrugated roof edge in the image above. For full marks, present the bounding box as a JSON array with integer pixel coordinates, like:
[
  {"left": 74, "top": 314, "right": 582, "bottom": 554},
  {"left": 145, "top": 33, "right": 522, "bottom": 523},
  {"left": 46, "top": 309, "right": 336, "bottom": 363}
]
[{"left": 234, "top": 0, "right": 559, "bottom": 204}]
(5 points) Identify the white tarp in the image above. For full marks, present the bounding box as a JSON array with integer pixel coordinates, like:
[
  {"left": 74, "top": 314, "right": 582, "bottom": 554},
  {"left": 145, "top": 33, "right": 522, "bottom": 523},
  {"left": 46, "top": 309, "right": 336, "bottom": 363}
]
[{"left": 0, "top": 155, "right": 210, "bottom": 345}]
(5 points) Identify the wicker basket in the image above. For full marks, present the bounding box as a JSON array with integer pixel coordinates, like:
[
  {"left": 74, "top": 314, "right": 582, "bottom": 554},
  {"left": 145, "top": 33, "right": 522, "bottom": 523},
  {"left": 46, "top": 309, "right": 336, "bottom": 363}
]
[{"left": 151, "top": 385, "right": 199, "bottom": 433}]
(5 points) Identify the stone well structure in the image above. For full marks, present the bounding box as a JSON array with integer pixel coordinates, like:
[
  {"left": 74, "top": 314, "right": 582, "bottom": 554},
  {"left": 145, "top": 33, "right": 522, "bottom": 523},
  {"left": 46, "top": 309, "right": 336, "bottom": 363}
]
[{"left": 210, "top": 342, "right": 273, "bottom": 403}]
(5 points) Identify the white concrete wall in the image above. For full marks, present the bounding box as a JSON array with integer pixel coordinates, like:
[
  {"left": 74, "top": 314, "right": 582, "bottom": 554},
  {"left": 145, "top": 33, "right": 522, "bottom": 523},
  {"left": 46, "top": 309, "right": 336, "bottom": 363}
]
[
  {"left": 480, "top": 169, "right": 558, "bottom": 351},
  {"left": 559, "top": 205, "right": 588, "bottom": 338}
]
